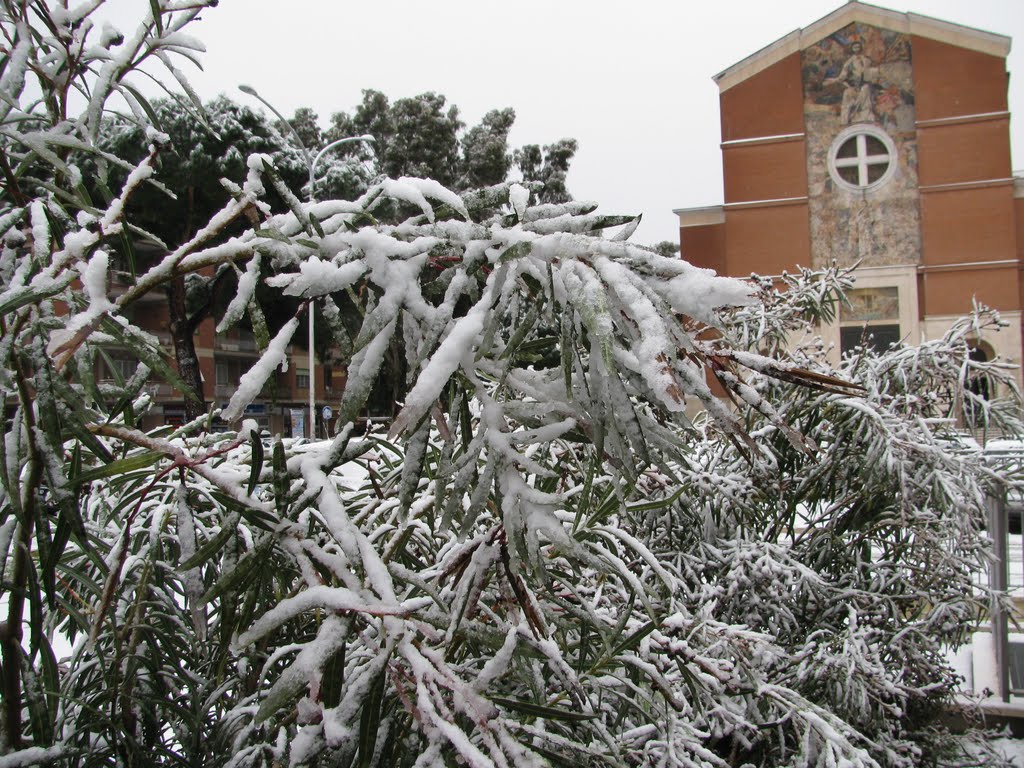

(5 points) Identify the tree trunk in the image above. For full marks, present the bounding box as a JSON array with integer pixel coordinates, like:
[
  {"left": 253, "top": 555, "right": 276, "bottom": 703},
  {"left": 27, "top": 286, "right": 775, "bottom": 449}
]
[
  {"left": 0, "top": 520, "right": 32, "bottom": 750},
  {"left": 168, "top": 274, "right": 207, "bottom": 422},
  {"left": 166, "top": 186, "right": 208, "bottom": 423}
]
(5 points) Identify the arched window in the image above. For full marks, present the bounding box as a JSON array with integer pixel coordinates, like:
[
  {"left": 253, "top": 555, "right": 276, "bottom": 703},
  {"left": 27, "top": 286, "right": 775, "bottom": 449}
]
[{"left": 967, "top": 342, "right": 994, "bottom": 403}]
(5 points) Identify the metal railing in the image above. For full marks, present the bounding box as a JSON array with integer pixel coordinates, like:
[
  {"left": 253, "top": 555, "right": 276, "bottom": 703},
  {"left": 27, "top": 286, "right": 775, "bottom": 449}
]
[{"left": 214, "top": 334, "right": 258, "bottom": 353}]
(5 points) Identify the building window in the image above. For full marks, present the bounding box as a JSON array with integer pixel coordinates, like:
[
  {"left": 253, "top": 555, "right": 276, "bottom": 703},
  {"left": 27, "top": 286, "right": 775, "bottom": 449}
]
[
  {"left": 296, "top": 368, "right": 310, "bottom": 389},
  {"left": 216, "top": 362, "right": 228, "bottom": 386},
  {"left": 966, "top": 343, "right": 994, "bottom": 407},
  {"left": 828, "top": 125, "right": 896, "bottom": 192},
  {"left": 840, "top": 286, "right": 901, "bottom": 356},
  {"left": 103, "top": 357, "right": 137, "bottom": 382},
  {"left": 324, "top": 366, "right": 333, "bottom": 389},
  {"left": 1009, "top": 642, "right": 1024, "bottom": 693},
  {"left": 840, "top": 324, "right": 901, "bottom": 355}
]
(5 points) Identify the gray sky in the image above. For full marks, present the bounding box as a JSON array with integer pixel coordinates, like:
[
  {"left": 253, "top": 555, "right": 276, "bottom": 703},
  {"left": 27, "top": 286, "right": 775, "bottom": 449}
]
[{"left": 109, "top": 0, "right": 1024, "bottom": 245}]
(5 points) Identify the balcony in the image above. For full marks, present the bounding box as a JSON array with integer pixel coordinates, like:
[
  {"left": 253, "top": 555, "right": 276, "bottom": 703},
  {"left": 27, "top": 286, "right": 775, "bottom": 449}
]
[
  {"left": 215, "top": 328, "right": 258, "bottom": 353},
  {"left": 145, "top": 382, "right": 177, "bottom": 399},
  {"left": 214, "top": 380, "right": 279, "bottom": 402},
  {"left": 108, "top": 271, "right": 166, "bottom": 305},
  {"left": 95, "top": 379, "right": 178, "bottom": 400}
]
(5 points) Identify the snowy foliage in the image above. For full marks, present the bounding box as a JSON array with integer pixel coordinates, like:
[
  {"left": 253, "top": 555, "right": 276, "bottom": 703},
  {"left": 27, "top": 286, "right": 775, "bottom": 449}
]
[
  {"left": 0, "top": 2, "right": 1021, "bottom": 767},
  {"left": 328, "top": 91, "right": 576, "bottom": 201},
  {"left": 94, "top": 95, "right": 371, "bottom": 246}
]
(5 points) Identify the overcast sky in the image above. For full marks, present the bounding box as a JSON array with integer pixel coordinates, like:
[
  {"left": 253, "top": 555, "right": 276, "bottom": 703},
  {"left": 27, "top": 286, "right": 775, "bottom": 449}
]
[{"left": 107, "top": 0, "right": 1024, "bottom": 245}]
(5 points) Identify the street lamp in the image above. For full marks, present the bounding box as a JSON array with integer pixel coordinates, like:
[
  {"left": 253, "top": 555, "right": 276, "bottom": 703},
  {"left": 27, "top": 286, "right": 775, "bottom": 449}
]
[{"left": 239, "top": 85, "right": 374, "bottom": 439}]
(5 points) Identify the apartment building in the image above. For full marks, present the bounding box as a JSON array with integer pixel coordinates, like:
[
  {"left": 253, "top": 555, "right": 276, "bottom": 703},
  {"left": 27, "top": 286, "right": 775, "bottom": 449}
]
[{"left": 105, "top": 267, "right": 340, "bottom": 438}]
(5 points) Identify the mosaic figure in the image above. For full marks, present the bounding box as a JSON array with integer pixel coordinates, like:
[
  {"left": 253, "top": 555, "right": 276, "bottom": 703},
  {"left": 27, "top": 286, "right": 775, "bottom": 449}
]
[{"left": 824, "top": 39, "right": 878, "bottom": 124}]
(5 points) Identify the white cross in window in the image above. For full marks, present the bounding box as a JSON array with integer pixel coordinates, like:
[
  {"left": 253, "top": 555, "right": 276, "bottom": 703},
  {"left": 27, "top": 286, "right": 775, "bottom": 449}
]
[{"left": 834, "top": 134, "right": 891, "bottom": 187}]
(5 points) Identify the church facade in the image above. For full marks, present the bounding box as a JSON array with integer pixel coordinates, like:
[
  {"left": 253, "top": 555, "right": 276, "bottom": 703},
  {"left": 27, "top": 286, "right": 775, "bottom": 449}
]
[{"left": 676, "top": 2, "right": 1022, "bottom": 380}]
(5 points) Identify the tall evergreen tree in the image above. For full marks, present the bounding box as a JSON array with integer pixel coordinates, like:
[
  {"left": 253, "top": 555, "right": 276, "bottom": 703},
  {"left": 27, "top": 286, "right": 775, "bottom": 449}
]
[
  {"left": 328, "top": 90, "right": 464, "bottom": 186},
  {"left": 97, "top": 97, "right": 372, "bottom": 418},
  {"left": 460, "top": 107, "right": 516, "bottom": 188},
  {"left": 327, "top": 90, "right": 576, "bottom": 198},
  {"left": 515, "top": 138, "right": 579, "bottom": 203},
  {"left": 285, "top": 106, "right": 324, "bottom": 149},
  {"left": 96, "top": 97, "right": 306, "bottom": 419}
]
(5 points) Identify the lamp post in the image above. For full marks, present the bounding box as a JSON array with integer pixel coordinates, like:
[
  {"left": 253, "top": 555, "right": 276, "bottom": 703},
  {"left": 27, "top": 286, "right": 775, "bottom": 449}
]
[{"left": 239, "top": 85, "right": 373, "bottom": 439}]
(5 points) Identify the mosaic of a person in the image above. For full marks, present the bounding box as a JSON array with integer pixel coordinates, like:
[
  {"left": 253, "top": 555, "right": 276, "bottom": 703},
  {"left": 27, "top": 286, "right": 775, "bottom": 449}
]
[{"left": 824, "top": 39, "right": 878, "bottom": 124}]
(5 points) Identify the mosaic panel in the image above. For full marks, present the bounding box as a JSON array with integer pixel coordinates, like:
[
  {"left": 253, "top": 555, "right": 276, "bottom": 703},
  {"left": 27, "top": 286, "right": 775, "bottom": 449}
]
[{"left": 802, "top": 23, "right": 922, "bottom": 269}]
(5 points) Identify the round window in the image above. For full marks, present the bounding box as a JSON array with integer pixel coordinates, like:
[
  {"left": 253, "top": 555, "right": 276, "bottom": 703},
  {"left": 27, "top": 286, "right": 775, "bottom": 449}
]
[{"left": 827, "top": 125, "right": 896, "bottom": 192}]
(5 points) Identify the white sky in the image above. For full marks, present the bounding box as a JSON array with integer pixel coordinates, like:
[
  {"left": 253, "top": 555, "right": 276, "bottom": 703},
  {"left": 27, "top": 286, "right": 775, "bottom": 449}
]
[{"left": 106, "top": 0, "right": 1024, "bottom": 245}]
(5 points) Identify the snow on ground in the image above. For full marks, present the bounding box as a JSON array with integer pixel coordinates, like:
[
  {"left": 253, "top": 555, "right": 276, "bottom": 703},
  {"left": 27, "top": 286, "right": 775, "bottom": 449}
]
[{"left": 990, "top": 737, "right": 1024, "bottom": 765}]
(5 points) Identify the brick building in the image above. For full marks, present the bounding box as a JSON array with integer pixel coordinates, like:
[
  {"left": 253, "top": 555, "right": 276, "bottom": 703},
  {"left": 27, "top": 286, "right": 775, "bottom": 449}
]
[
  {"left": 106, "top": 267, "right": 338, "bottom": 437},
  {"left": 675, "top": 1, "right": 1022, "bottom": 382}
]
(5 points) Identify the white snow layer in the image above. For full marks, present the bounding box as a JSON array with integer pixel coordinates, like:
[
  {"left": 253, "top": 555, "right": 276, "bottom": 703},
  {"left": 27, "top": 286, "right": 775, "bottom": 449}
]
[
  {"left": 265, "top": 256, "right": 367, "bottom": 298},
  {"left": 221, "top": 317, "right": 300, "bottom": 422}
]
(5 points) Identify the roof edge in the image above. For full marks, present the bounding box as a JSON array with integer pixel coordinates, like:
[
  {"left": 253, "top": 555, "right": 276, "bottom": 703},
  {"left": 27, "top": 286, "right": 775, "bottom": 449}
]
[
  {"left": 675, "top": 205, "right": 725, "bottom": 227},
  {"left": 714, "top": 1, "right": 1011, "bottom": 93}
]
